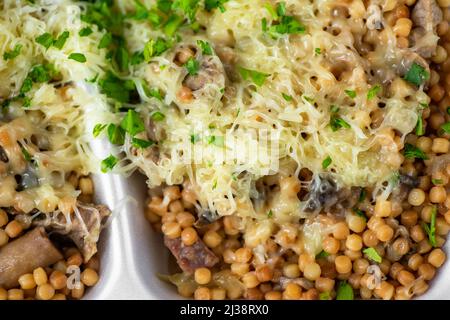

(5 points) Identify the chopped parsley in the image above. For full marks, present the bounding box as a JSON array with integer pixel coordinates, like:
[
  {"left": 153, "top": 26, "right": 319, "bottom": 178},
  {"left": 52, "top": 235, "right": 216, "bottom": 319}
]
[
  {"left": 79, "top": 27, "right": 93, "bottom": 37},
  {"left": 93, "top": 124, "right": 107, "bottom": 137},
  {"left": 130, "top": 51, "right": 145, "bottom": 65},
  {"left": 344, "top": 89, "right": 356, "bottom": 98},
  {"left": 358, "top": 188, "right": 366, "bottom": 203},
  {"left": 36, "top": 32, "right": 54, "bottom": 49},
  {"left": 185, "top": 57, "right": 200, "bottom": 75},
  {"left": 404, "top": 63, "right": 429, "bottom": 86},
  {"left": 422, "top": 206, "right": 437, "bottom": 247},
  {"left": 107, "top": 124, "right": 126, "bottom": 145},
  {"left": 53, "top": 31, "right": 70, "bottom": 49},
  {"left": 3, "top": 44, "right": 22, "bottom": 61},
  {"left": 131, "top": 0, "right": 149, "bottom": 20},
  {"left": 336, "top": 281, "right": 353, "bottom": 300},
  {"left": 20, "top": 78, "right": 33, "bottom": 94},
  {"left": 322, "top": 156, "right": 332, "bottom": 169},
  {"left": 143, "top": 37, "right": 172, "bottom": 61},
  {"left": 238, "top": 67, "right": 270, "bottom": 87},
  {"left": 204, "top": 0, "right": 229, "bottom": 12},
  {"left": 101, "top": 154, "right": 119, "bottom": 173},
  {"left": 132, "top": 137, "right": 155, "bottom": 149},
  {"left": 98, "top": 33, "right": 113, "bottom": 49},
  {"left": 120, "top": 109, "right": 145, "bottom": 136},
  {"left": 282, "top": 93, "right": 293, "bottom": 101},
  {"left": 172, "top": 0, "right": 199, "bottom": 22},
  {"left": 98, "top": 72, "right": 135, "bottom": 103},
  {"left": 353, "top": 208, "right": 367, "bottom": 221},
  {"left": 363, "top": 247, "right": 382, "bottom": 263},
  {"left": 432, "top": 178, "right": 443, "bottom": 185},
  {"left": 367, "top": 85, "right": 380, "bottom": 100},
  {"left": 262, "top": 2, "right": 305, "bottom": 36},
  {"left": 416, "top": 115, "right": 425, "bottom": 136},
  {"left": 314, "top": 47, "right": 321, "bottom": 55},
  {"left": 157, "top": 0, "right": 172, "bottom": 13},
  {"left": 267, "top": 210, "right": 273, "bottom": 218},
  {"left": 441, "top": 122, "right": 450, "bottom": 134},
  {"left": 190, "top": 133, "right": 200, "bottom": 144},
  {"left": 151, "top": 111, "right": 166, "bottom": 121},
  {"left": 403, "top": 143, "right": 428, "bottom": 160},
  {"left": 163, "top": 14, "right": 184, "bottom": 36},
  {"left": 330, "top": 116, "right": 351, "bottom": 131},
  {"left": 21, "top": 146, "right": 33, "bottom": 162},
  {"left": 68, "top": 53, "right": 87, "bottom": 63},
  {"left": 197, "top": 40, "right": 213, "bottom": 55},
  {"left": 316, "top": 250, "right": 329, "bottom": 259},
  {"left": 206, "top": 135, "right": 224, "bottom": 147},
  {"left": 319, "top": 292, "right": 331, "bottom": 300}
]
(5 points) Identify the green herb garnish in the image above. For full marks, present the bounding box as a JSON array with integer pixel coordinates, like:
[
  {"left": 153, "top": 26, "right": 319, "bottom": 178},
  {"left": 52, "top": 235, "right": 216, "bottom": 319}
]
[
  {"left": 132, "top": 137, "right": 155, "bottom": 149},
  {"left": 403, "top": 143, "right": 428, "bottom": 160},
  {"left": 190, "top": 134, "right": 200, "bottom": 144},
  {"left": 197, "top": 40, "right": 213, "bottom": 55},
  {"left": 93, "top": 124, "right": 107, "bottom": 137},
  {"left": 53, "top": 31, "right": 70, "bottom": 49},
  {"left": 330, "top": 116, "right": 351, "bottom": 131},
  {"left": 322, "top": 156, "right": 332, "bottom": 169},
  {"left": 238, "top": 67, "right": 270, "bottom": 87},
  {"left": 267, "top": 210, "right": 273, "bottom": 218},
  {"left": 344, "top": 89, "right": 356, "bottom": 98},
  {"left": 367, "top": 85, "right": 380, "bottom": 100},
  {"left": 3, "top": 44, "right": 22, "bottom": 61},
  {"left": 422, "top": 206, "right": 437, "bottom": 247},
  {"left": 416, "top": 115, "right": 425, "bottom": 136},
  {"left": 68, "top": 53, "right": 87, "bottom": 63},
  {"left": 404, "top": 63, "right": 429, "bottom": 86},
  {"left": 282, "top": 93, "right": 293, "bottom": 101},
  {"left": 363, "top": 247, "right": 382, "bottom": 263},
  {"left": 319, "top": 291, "right": 331, "bottom": 300},
  {"left": 151, "top": 111, "right": 165, "bottom": 121},
  {"left": 120, "top": 109, "right": 145, "bottom": 136},
  {"left": 79, "top": 27, "right": 93, "bottom": 37},
  {"left": 185, "top": 57, "right": 200, "bottom": 76},
  {"left": 204, "top": 0, "right": 229, "bottom": 12},
  {"left": 107, "top": 124, "right": 126, "bottom": 145},
  {"left": 441, "top": 122, "right": 450, "bottom": 134},
  {"left": 432, "top": 178, "right": 443, "bottom": 185},
  {"left": 316, "top": 250, "right": 330, "bottom": 259},
  {"left": 336, "top": 281, "right": 353, "bottom": 300},
  {"left": 101, "top": 154, "right": 119, "bottom": 173},
  {"left": 36, "top": 32, "right": 54, "bottom": 49}
]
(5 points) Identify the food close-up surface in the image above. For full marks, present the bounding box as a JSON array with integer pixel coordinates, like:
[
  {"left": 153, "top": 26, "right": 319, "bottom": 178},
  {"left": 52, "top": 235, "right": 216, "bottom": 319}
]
[{"left": 0, "top": 0, "right": 450, "bottom": 300}]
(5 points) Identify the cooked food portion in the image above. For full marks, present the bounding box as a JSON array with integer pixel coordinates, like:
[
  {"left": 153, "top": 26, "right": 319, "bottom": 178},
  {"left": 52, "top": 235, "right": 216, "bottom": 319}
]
[
  {"left": 0, "top": 0, "right": 110, "bottom": 300},
  {"left": 93, "top": 0, "right": 449, "bottom": 300},
  {"left": 0, "top": 227, "right": 63, "bottom": 289}
]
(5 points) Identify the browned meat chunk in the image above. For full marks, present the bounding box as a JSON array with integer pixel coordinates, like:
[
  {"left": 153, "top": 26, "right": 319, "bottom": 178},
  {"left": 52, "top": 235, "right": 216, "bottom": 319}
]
[
  {"left": 0, "top": 227, "right": 63, "bottom": 289},
  {"left": 410, "top": 0, "right": 443, "bottom": 58},
  {"left": 164, "top": 236, "right": 219, "bottom": 274},
  {"left": 33, "top": 203, "right": 110, "bottom": 262}
]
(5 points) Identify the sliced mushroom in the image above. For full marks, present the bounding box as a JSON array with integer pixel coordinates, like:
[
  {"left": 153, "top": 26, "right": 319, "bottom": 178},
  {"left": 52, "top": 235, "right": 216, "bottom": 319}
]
[
  {"left": 183, "top": 55, "right": 226, "bottom": 92},
  {"left": 303, "top": 174, "right": 360, "bottom": 215},
  {"left": 0, "top": 227, "right": 63, "bottom": 289}
]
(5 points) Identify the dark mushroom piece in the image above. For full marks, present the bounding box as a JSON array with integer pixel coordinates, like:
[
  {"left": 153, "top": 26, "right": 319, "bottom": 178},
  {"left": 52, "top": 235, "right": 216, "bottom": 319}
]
[{"left": 0, "top": 227, "right": 63, "bottom": 289}]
